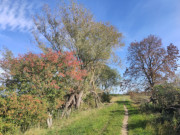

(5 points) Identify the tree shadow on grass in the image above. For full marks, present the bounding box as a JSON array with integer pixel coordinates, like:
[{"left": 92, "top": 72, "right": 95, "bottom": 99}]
[
  {"left": 110, "top": 110, "right": 125, "bottom": 116},
  {"left": 115, "top": 101, "right": 139, "bottom": 115},
  {"left": 115, "top": 100, "right": 154, "bottom": 131},
  {"left": 128, "top": 119, "right": 152, "bottom": 130},
  {"left": 116, "top": 101, "right": 130, "bottom": 105}
]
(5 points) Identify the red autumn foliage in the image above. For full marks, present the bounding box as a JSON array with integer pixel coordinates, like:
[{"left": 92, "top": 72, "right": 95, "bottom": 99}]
[{"left": 0, "top": 49, "right": 87, "bottom": 110}]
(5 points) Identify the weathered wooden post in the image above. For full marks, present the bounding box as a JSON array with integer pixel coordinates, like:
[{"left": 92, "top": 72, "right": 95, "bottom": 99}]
[{"left": 47, "top": 112, "right": 53, "bottom": 128}]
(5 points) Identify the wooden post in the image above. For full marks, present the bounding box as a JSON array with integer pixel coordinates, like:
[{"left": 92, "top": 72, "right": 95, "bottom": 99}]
[{"left": 47, "top": 112, "right": 53, "bottom": 128}]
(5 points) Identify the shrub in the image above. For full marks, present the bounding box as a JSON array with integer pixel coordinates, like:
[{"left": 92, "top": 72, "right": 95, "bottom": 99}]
[
  {"left": 0, "top": 50, "right": 87, "bottom": 111},
  {"left": 101, "top": 92, "right": 111, "bottom": 103},
  {"left": 83, "top": 94, "right": 96, "bottom": 108},
  {"left": 0, "top": 94, "right": 48, "bottom": 133},
  {"left": 140, "top": 102, "right": 162, "bottom": 113},
  {"left": 0, "top": 117, "right": 19, "bottom": 135},
  {"left": 154, "top": 84, "right": 180, "bottom": 111},
  {"left": 140, "top": 84, "right": 180, "bottom": 133}
]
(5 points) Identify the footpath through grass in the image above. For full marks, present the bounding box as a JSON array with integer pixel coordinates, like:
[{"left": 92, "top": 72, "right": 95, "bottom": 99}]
[
  {"left": 25, "top": 95, "right": 159, "bottom": 135},
  {"left": 124, "top": 99, "right": 157, "bottom": 135},
  {"left": 25, "top": 96, "right": 125, "bottom": 135}
]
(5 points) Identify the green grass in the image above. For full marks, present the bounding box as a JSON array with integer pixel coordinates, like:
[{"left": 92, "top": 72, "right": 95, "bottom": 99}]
[
  {"left": 25, "top": 96, "right": 125, "bottom": 135},
  {"left": 124, "top": 100, "right": 157, "bottom": 135},
  {"left": 49, "top": 104, "right": 123, "bottom": 135},
  {"left": 25, "top": 95, "right": 162, "bottom": 135}
]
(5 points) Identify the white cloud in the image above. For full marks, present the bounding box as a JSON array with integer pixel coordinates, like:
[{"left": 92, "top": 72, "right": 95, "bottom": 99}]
[{"left": 0, "top": 0, "right": 39, "bottom": 31}]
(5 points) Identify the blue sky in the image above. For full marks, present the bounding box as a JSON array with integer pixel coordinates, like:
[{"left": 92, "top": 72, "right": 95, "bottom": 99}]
[{"left": 0, "top": 0, "right": 180, "bottom": 75}]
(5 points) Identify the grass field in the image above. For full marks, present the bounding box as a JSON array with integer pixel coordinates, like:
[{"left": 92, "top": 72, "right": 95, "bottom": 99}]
[
  {"left": 25, "top": 96, "right": 125, "bottom": 135},
  {"left": 123, "top": 98, "right": 158, "bottom": 135},
  {"left": 25, "top": 95, "right": 162, "bottom": 135}
]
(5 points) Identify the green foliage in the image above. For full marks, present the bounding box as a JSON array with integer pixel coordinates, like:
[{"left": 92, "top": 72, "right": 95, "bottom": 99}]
[
  {"left": 154, "top": 84, "right": 180, "bottom": 109},
  {"left": 0, "top": 117, "right": 18, "bottom": 135},
  {"left": 33, "top": 0, "right": 124, "bottom": 104},
  {"left": 140, "top": 102, "right": 161, "bottom": 113},
  {"left": 34, "top": 1, "right": 123, "bottom": 67},
  {"left": 0, "top": 1, "right": 125, "bottom": 133},
  {"left": 153, "top": 84, "right": 180, "bottom": 133},
  {"left": 97, "top": 65, "right": 121, "bottom": 90},
  {"left": 24, "top": 96, "right": 125, "bottom": 135},
  {"left": 101, "top": 92, "right": 112, "bottom": 103},
  {"left": 83, "top": 94, "right": 96, "bottom": 108},
  {"left": 0, "top": 50, "right": 86, "bottom": 111},
  {"left": 46, "top": 100, "right": 124, "bottom": 135},
  {"left": 0, "top": 94, "right": 48, "bottom": 133},
  {"left": 125, "top": 100, "right": 157, "bottom": 135},
  {"left": 135, "top": 83, "right": 180, "bottom": 134}
]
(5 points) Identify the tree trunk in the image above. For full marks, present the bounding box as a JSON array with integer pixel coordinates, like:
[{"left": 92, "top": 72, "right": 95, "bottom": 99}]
[
  {"left": 95, "top": 98, "right": 99, "bottom": 108},
  {"left": 91, "top": 91, "right": 101, "bottom": 108},
  {"left": 61, "top": 94, "right": 75, "bottom": 119},
  {"left": 76, "top": 90, "right": 83, "bottom": 109},
  {"left": 149, "top": 85, "right": 157, "bottom": 104}
]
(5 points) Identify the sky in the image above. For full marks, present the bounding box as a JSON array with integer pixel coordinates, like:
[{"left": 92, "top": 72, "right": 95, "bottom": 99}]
[{"left": 0, "top": 0, "right": 180, "bottom": 75}]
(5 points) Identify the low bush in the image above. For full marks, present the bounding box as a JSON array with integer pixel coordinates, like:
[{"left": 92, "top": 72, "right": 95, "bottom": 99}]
[
  {"left": 83, "top": 94, "right": 96, "bottom": 108},
  {"left": 139, "top": 84, "right": 180, "bottom": 134},
  {"left": 101, "top": 92, "right": 112, "bottom": 103},
  {"left": 0, "top": 93, "right": 48, "bottom": 134},
  {"left": 140, "top": 102, "right": 162, "bottom": 113},
  {"left": 0, "top": 116, "right": 19, "bottom": 135},
  {"left": 154, "top": 84, "right": 180, "bottom": 111}
]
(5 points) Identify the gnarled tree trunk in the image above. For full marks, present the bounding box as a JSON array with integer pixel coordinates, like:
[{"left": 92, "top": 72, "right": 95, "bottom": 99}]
[
  {"left": 76, "top": 90, "right": 83, "bottom": 109},
  {"left": 61, "top": 94, "right": 75, "bottom": 119}
]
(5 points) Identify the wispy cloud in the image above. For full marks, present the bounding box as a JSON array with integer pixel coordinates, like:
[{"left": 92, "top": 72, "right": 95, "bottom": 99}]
[{"left": 0, "top": 0, "right": 40, "bottom": 32}]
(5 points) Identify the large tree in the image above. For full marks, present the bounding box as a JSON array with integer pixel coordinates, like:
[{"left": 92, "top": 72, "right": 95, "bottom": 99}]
[
  {"left": 33, "top": 0, "right": 123, "bottom": 109},
  {"left": 124, "top": 35, "right": 179, "bottom": 93}
]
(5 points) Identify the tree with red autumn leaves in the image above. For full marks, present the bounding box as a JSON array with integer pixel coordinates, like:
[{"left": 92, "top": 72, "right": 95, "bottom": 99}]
[{"left": 0, "top": 49, "right": 87, "bottom": 111}]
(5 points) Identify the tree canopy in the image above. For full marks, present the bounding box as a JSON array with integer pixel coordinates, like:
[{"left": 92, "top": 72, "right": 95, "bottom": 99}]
[
  {"left": 0, "top": 49, "right": 86, "bottom": 110},
  {"left": 124, "top": 35, "right": 179, "bottom": 91},
  {"left": 33, "top": 0, "right": 124, "bottom": 108},
  {"left": 97, "top": 65, "right": 121, "bottom": 91},
  {"left": 33, "top": 1, "right": 123, "bottom": 69}
]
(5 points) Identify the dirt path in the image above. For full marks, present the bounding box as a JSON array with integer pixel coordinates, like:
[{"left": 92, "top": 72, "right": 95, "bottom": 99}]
[{"left": 121, "top": 105, "right": 128, "bottom": 135}]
